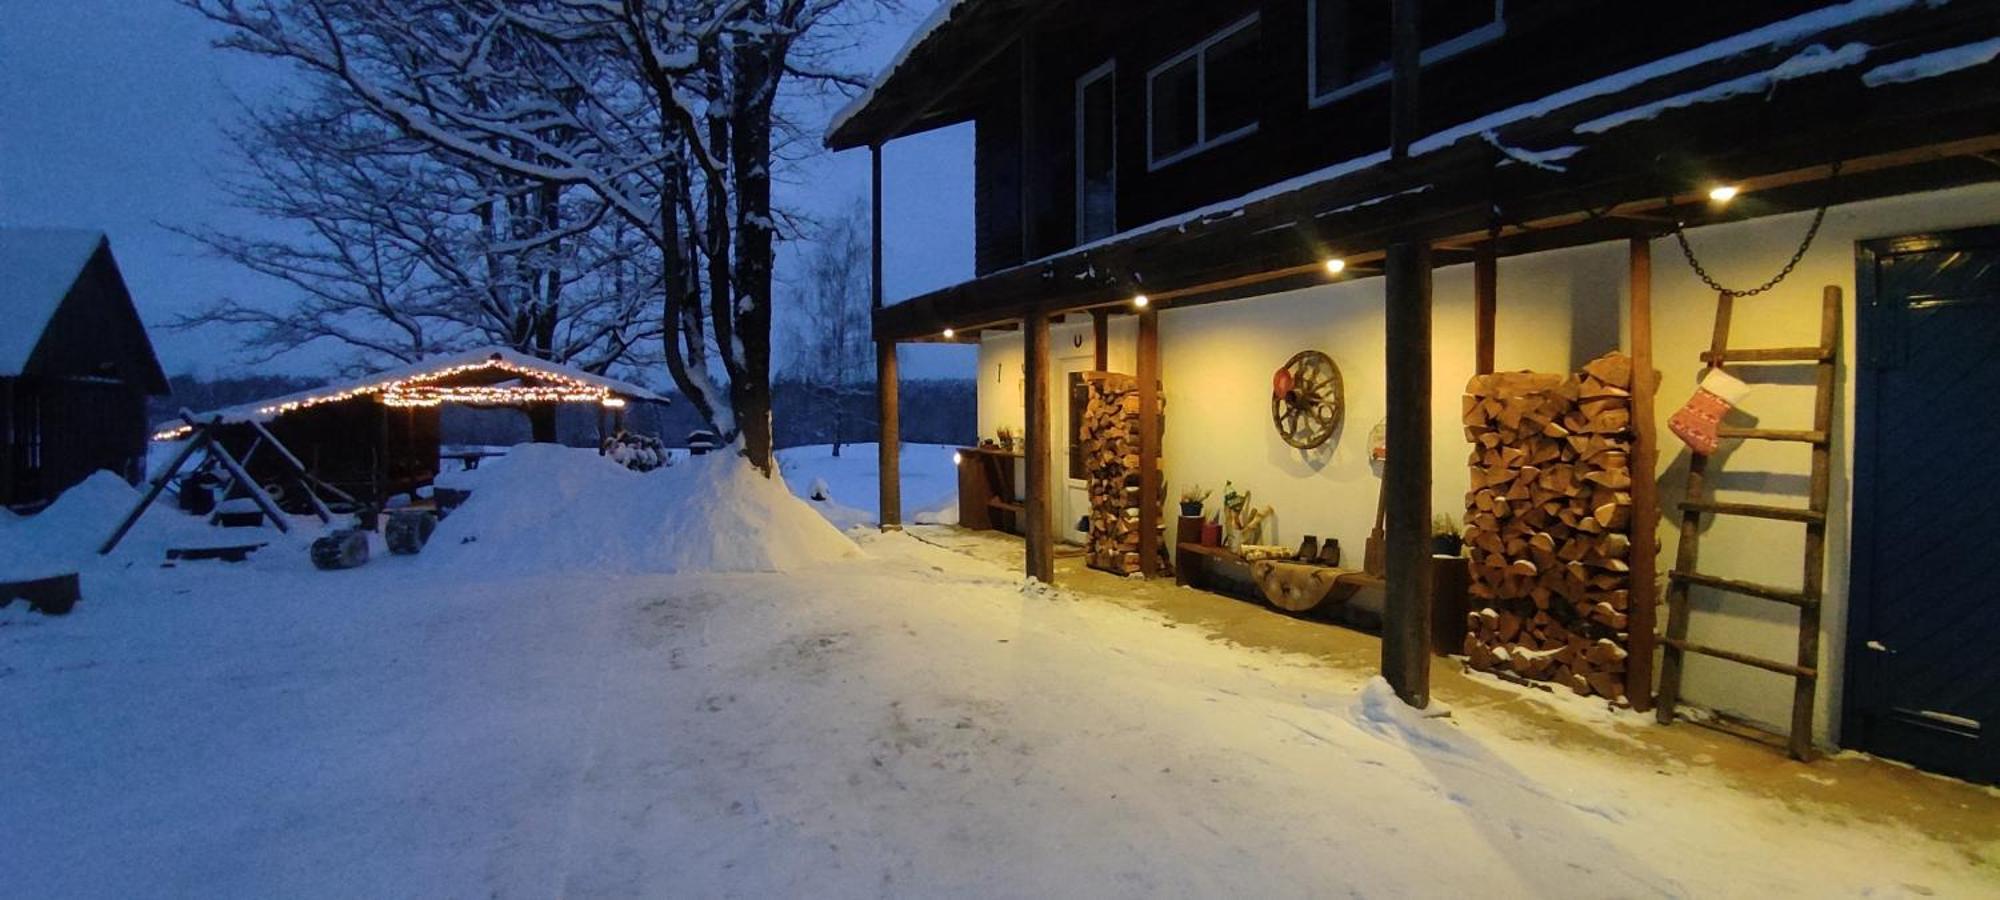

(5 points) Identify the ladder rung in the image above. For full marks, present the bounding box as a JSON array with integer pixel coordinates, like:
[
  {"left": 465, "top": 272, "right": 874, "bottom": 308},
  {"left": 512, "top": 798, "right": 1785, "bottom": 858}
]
[
  {"left": 1681, "top": 500, "right": 1826, "bottom": 523},
  {"left": 1665, "top": 638, "right": 1817, "bottom": 678},
  {"left": 1715, "top": 427, "right": 1828, "bottom": 444},
  {"left": 1699, "top": 346, "right": 1832, "bottom": 364},
  {"left": 1670, "top": 571, "right": 1816, "bottom": 607}
]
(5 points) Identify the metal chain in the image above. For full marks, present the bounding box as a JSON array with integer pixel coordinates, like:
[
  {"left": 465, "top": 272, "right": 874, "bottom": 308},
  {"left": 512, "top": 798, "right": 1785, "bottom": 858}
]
[{"left": 1671, "top": 160, "right": 1843, "bottom": 298}]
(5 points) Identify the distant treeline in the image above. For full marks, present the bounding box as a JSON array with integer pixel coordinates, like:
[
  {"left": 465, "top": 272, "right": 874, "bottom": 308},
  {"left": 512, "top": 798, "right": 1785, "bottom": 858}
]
[{"left": 152, "top": 375, "right": 974, "bottom": 451}]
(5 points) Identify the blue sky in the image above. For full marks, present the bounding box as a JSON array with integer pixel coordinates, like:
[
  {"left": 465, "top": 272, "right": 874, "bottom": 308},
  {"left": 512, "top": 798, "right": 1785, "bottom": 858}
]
[{"left": 0, "top": 0, "right": 975, "bottom": 382}]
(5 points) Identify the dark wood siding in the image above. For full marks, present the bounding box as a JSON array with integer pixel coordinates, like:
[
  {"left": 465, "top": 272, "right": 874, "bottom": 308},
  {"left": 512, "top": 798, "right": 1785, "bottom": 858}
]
[
  {"left": 2, "top": 377, "right": 147, "bottom": 509},
  {"left": 965, "top": 0, "right": 1840, "bottom": 269}
]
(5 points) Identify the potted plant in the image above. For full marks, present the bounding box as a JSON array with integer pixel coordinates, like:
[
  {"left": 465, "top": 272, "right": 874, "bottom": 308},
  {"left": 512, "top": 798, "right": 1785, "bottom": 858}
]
[
  {"left": 996, "top": 425, "right": 1016, "bottom": 452},
  {"left": 1430, "top": 513, "right": 1463, "bottom": 557},
  {"left": 1178, "top": 485, "right": 1211, "bottom": 519}
]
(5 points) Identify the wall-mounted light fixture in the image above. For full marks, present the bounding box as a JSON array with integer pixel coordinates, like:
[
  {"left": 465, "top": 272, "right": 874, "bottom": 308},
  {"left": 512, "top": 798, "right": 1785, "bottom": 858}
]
[
  {"left": 1132, "top": 294, "right": 1150, "bottom": 309},
  {"left": 1324, "top": 257, "right": 1347, "bottom": 275},
  {"left": 1708, "top": 184, "right": 1740, "bottom": 203},
  {"left": 942, "top": 327, "right": 956, "bottom": 339}
]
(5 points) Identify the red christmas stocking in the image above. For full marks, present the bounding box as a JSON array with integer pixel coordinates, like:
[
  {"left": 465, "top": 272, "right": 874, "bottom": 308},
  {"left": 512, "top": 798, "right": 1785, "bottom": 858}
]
[{"left": 1669, "top": 368, "right": 1750, "bottom": 455}]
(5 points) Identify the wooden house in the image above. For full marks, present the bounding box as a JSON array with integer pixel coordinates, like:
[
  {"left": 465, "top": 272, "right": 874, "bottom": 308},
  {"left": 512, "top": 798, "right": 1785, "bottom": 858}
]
[
  {"left": 833, "top": 1, "right": 2000, "bottom": 781},
  {"left": 162, "top": 348, "right": 668, "bottom": 507},
  {"left": 0, "top": 229, "right": 169, "bottom": 510}
]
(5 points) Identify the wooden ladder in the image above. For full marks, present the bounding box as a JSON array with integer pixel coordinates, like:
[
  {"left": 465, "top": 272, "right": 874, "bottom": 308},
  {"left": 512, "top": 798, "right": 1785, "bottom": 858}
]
[{"left": 1655, "top": 286, "right": 1840, "bottom": 761}]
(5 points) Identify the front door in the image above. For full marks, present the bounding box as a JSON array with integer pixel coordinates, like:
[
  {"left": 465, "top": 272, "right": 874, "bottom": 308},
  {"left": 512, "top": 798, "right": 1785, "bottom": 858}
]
[{"left": 1848, "top": 225, "right": 2000, "bottom": 784}]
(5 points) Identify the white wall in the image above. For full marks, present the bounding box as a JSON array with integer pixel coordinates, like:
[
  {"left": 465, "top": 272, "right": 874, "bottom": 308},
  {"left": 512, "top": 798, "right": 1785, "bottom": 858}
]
[{"left": 973, "top": 181, "right": 2000, "bottom": 746}]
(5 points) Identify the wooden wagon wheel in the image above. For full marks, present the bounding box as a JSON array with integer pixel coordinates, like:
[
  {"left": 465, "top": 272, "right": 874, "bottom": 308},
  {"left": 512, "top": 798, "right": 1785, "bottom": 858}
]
[{"left": 1270, "top": 350, "right": 1344, "bottom": 450}]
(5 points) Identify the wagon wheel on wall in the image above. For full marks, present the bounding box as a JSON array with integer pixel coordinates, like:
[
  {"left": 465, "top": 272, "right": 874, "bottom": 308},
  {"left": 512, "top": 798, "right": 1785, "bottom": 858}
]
[{"left": 1271, "top": 350, "right": 1345, "bottom": 451}]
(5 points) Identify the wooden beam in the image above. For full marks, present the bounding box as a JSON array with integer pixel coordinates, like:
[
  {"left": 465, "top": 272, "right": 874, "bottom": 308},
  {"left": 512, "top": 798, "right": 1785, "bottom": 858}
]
[
  {"left": 877, "top": 340, "right": 901, "bottom": 531},
  {"left": 1091, "top": 308, "right": 1109, "bottom": 371},
  {"left": 1626, "top": 237, "right": 1659, "bottom": 711},
  {"left": 1381, "top": 241, "right": 1434, "bottom": 707},
  {"left": 1137, "top": 307, "right": 1161, "bottom": 577},
  {"left": 1018, "top": 31, "right": 1037, "bottom": 262},
  {"left": 1389, "top": 0, "right": 1420, "bottom": 159},
  {"left": 1023, "top": 308, "right": 1055, "bottom": 583},
  {"left": 871, "top": 145, "right": 884, "bottom": 311},
  {"left": 1474, "top": 241, "right": 1496, "bottom": 375}
]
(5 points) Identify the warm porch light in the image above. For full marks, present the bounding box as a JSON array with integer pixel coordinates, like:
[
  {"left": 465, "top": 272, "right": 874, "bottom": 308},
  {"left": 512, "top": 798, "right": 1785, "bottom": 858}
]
[
  {"left": 1708, "top": 184, "right": 1740, "bottom": 203},
  {"left": 1324, "top": 257, "right": 1346, "bottom": 275},
  {"left": 942, "top": 327, "right": 956, "bottom": 339},
  {"left": 1132, "top": 294, "right": 1150, "bottom": 308}
]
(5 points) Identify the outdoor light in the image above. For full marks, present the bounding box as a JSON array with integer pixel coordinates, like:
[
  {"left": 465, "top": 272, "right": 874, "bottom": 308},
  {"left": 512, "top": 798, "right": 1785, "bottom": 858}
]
[
  {"left": 1324, "top": 257, "right": 1346, "bottom": 275},
  {"left": 600, "top": 397, "right": 627, "bottom": 408},
  {"left": 1132, "top": 294, "right": 1150, "bottom": 308},
  {"left": 1708, "top": 184, "right": 1740, "bottom": 203},
  {"left": 952, "top": 450, "right": 963, "bottom": 466},
  {"left": 942, "top": 327, "right": 955, "bottom": 339}
]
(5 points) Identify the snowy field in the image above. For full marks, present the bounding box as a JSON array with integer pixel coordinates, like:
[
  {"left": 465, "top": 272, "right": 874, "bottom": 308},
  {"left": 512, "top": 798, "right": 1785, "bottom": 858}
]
[{"left": 2, "top": 447, "right": 1994, "bottom": 897}]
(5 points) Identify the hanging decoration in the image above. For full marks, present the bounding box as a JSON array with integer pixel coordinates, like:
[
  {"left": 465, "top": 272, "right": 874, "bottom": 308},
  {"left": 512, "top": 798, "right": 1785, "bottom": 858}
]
[{"left": 1270, "top": 350, "right": 1345, "bottom": 450}]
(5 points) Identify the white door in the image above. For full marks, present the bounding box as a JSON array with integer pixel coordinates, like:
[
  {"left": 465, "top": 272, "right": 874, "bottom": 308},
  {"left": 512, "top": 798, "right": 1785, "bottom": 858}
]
[{"left": 1056, "top": 351, "right": 1094, "bottom": 545}]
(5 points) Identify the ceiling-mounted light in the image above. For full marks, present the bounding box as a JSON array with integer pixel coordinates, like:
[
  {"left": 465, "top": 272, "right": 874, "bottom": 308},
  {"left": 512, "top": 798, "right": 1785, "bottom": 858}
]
[
  {"left": 942, "top": 327, "right": 956, "bottom": 339},
  {"left": 1132, "top": 294, "right": 1150, "bottom": 309},
  {"left": 952, "top": 450, "right": 963, "bottom": 466},
  {"left": 1324, "top": 258, "right": 1347, "bottom": 275},
  {"left": 1708, "top": 184, "right": 1740, "bottom": 203}
]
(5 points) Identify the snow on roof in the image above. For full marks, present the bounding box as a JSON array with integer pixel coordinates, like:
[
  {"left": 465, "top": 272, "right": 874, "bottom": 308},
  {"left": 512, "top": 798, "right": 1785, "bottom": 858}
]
[
  {"left": 1862, "top": 35, "right": 2000, "bottom": 87},
  {"left": 0, "top": 228, "right": 107, "bottom": 375},
  {"left": 170, "top": 347, "right": 670, "bottom": 434},
  {"left": 825, "top": 0, "right": 972, "bottom": 143}
]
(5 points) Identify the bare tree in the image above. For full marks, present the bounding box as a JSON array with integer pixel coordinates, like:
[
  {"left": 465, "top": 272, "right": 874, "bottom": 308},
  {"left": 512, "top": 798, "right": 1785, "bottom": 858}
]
[
  {"left": 185, "top": 0, "right": 884, "bottom": 474},
  {"left": 783, "top": 199, "right": 872, "bottom": 456}
]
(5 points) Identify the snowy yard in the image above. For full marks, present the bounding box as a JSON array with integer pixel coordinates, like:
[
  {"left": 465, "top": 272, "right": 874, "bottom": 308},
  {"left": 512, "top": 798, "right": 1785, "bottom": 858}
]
[{"left": 2, "top": 447, "right": 1994, "bottom": 897}]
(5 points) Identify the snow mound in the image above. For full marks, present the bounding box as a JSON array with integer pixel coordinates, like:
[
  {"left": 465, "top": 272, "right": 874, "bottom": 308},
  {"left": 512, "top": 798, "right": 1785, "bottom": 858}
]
[
  {"left": 1349, "top": 676, "right": 1465, "bottom": 756},
  {"left": 424, "top": 445, "right": 859, "bottom": 574},
  {"left": 0, "top": 470, "right": 210, "bottom": 579}
]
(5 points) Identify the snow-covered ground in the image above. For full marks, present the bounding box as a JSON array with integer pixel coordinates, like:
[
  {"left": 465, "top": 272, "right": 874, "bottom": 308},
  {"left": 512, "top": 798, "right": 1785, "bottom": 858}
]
[
  {"left": 2, "top": 449, "right": 1993, "bottom": 897},
  {"left": 779, "top": 442, "right": 960, "bottom": 530}
]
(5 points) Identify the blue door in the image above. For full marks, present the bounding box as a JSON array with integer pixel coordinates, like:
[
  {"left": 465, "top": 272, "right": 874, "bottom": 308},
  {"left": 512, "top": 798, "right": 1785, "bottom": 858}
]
[{"left": 1848, "top": 226, "right": 2000, "bottom": 785}]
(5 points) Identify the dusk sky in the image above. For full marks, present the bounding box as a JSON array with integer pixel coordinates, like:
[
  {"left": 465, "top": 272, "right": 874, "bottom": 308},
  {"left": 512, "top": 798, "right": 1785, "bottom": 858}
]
[{"left": 0, "top": 0, "right": 976, "bottom": 382}]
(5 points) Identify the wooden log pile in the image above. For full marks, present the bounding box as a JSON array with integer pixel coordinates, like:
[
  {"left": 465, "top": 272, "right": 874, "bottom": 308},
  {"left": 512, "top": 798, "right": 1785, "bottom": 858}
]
[
  {"left": 1082, "top": 373, "right": 1166, "bottom": 575},
  {"left": 1460, "top": 353, "right": 1640, "bottom": 700}
]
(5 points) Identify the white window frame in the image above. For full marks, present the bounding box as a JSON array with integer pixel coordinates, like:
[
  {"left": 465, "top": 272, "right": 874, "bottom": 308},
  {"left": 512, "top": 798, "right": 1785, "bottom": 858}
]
[
  {"left": 1307, "top": 0, "right": 1506, "bottom": 109},
  {"left": 1074, "top": 60, "right": 1118, "bottom": 243},
  {"left": 1146, "top": 13, "right": 1262, "bottom": 172}
]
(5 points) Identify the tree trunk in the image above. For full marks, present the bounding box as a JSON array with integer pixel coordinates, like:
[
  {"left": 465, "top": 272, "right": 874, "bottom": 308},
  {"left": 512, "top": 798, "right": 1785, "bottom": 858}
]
[{"left": 728, "top": 31, "right": 778, "bottom": 475}]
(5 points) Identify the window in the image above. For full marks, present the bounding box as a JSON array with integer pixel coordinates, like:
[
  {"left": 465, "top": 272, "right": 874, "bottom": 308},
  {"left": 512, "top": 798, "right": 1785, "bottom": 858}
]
[
  {"left": 1309, "top": 0, "right": 1505, "bottom": 107},
  {"left": 1075, "top": 61, "right": 1117, "bottom": 243},
  {"left": 1147, "top": 14, "right": 1262, "bottom": 170}
]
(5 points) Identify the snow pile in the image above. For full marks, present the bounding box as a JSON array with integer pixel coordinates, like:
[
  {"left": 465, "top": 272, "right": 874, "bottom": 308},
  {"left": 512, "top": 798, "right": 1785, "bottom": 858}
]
[
  {"left": 424, "top": 444, "right": 858, "bottom": 574},
  {"left": 0, "top": 471, "right": 211, "bottom": 580}
]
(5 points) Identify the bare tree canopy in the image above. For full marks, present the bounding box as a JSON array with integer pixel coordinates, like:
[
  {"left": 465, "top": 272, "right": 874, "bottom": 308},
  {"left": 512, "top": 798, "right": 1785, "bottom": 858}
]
[{"left": 784, "top": 198, "right": 872, "bottom": 455}]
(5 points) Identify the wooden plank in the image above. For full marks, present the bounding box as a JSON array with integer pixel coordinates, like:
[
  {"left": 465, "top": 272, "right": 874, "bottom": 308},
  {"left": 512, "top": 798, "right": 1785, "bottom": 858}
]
[
  {"left": 877, "top": 341, "right": 902, "bottom": 531},
  {"left": 1658, "top": 290, "right": 1734, "bottom": 725},
  {"left": 1666, "top": 638, "right": 1818, "bottom": 679},
  {"left": 1389, "top": 0, "right": 1420, "bottom": 160},
  {"left": 1670, "top": 571, "right": 1814, "bottom": 607},
  {"left": 1380, "top": 241, "right": 1433, "bottom": 707},
  {"left": 1626, "top": 237, "right": 1659, "bottom": 712},
  {"left": 1474, "top": 241, "right": 1496, "bottom": 375},
  {"left": 1792, "top": 285, "right": 1841, "bottom": 761},
  {"left": 1091, "top": 308, "right": 1109, "bottom": 371},
  {"left": 1023, "top": 308, "right": 1055, "bottom": 583},
  {"left": 1137, "top": 307, "right": 1161, "bottom": 577},
  {"left": 1681, "top": 500, "right": 1826, "bottom": 523},
  {"left": 99, "top": 428, "right": 211, "bottom": 555},
  {"left": 1717, "top": 427, "right": 1828, "bottom": 443},
  {"left": 1698, "top": 346, "right": 1833, "bottom": 364}
]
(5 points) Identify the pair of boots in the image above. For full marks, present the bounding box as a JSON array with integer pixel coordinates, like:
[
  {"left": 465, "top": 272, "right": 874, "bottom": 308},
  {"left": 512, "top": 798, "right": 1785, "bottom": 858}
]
[{"left": 1294, "top": 535, "right": 1341, "bottom": 567}]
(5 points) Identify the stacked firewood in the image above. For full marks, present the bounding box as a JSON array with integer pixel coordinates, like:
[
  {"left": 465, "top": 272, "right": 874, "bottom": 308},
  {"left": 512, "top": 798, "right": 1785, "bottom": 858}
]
[
  {"left": 1082, "top": 373, "right": 1166, "bottom": 575},
  {"left": 1460, "top": 353, "right": 1639, "bottom": 700}
]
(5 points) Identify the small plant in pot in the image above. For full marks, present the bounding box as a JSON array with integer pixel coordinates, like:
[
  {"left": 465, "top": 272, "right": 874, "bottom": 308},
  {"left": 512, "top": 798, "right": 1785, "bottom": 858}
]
[
  {"left": 1430, "top": 513, "right": 1464, "bottom": 556},
  {"left": 1178, "top": 485, "right": 1211, "bottom": 518}
]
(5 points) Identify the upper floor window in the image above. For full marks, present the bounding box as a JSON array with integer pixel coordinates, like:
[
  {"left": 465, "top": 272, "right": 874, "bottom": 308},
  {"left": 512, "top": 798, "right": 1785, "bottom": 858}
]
[
  {"left": 1148, "top": 14, "right": 1261, "bottom": 171},
  {"left": 1310, "top": 0, "right": 1505, "bottom": 107},
  {"left": 1076, "top": 61, "right": 1118, "bottom": 243}
]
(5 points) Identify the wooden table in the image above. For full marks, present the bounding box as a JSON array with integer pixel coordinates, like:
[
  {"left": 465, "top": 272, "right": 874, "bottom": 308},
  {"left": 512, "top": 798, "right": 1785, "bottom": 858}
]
[{"left": 956, "top": 447, "right": 1024, "bottom": 534}]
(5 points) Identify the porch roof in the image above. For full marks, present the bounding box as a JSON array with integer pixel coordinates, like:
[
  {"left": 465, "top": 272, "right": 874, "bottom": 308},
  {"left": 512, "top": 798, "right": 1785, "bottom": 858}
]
[
  {"left": 826, "top": 0, "right": 1028, "bottom": 150},
  {"left": 873, "top": 1, "right": 2000, "bottom": 342}
]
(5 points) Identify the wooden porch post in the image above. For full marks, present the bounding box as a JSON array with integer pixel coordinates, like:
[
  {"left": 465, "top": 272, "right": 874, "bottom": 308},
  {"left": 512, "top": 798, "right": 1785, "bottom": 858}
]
[
  {"left": 1626, "top": 237, "right": 1660, "bottom": 710},
  {"left": 1382, "top": 241, "right": 1435, "bottom": 707},
  {"left": 871, "top": 143, "right": 901, "bottom": 531},
  {"left": 1137, "top": 307, "right": 1162, "bottom": 576},
  {"left": 1091, "top": 308, "right": 1110, "bottom": 371},
  {"left": 1023, "top": 307, "right": 1055, "bottom": 582},
  {"left": 1474, "top": 241, "right": 1497, "bottom": 375}
]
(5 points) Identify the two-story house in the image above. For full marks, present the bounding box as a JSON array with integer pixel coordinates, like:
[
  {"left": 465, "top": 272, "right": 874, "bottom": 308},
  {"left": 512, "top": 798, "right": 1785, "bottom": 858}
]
[{"left": 829, "top": 0, "right": 2000, "bottom": 783}]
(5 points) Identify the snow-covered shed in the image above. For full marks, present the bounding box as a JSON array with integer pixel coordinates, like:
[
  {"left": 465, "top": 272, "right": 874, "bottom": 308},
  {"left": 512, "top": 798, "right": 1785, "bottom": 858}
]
[
  {"left": 160, "top": 348, "right": 668, "bottom": 506},
  {"left": 1, "top": 228, "right": 169, "bottom": 510}
]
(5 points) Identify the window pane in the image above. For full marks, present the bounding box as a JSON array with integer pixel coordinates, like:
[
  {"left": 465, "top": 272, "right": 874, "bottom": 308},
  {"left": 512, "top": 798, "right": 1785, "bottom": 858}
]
[
  {"left": 1313, "top": 0, "right": 1389, "bottom": 97},
  {"left": 1150, "top": 56, "right": 1199, "bottom": 162},
  {"left": 1078, "top": 72, "right": 1116, "bottom": 241},
  {"left": 1205, "top": 20, "right": 1261, "bottom": 138}
]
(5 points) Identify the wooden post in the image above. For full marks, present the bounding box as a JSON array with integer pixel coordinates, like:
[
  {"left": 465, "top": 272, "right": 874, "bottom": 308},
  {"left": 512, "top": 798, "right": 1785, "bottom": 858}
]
[
  {"left": 1382, "top": 241, "right": 1434, "bottom": 707},
  {"left": 1389, "top": 0, "right": 1421, "bottom": 160},
  {"left": 1626, "top": 237, "right": 1660, "bottom": 711},
  {"left": 877, "top": 340, "right": 902, "bottom": 531},
  {"left": 1474, "top": 241, "right": 1497, "bottom": 375},
  {"left": 1091, "top": 308, "right": 1110, "bottom": 371},
  {"left": 1137, "top": 307, "right": 1162, "bottom": 577},
  {"left": 1018, "top": 32, "right": 1038, "bottom": 261},
  {"left": 1023, "top": 308, "right": 1055, "bottom": 582}
]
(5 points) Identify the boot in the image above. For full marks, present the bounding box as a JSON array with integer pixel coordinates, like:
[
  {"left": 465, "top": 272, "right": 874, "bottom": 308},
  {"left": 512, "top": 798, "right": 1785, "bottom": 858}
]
[
  {"left": 1296, "top": 535, "right": 1319, "bottom": 563},
  {"left": 1317, "top": 538, "right": 1341, "bottom": 567}
]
